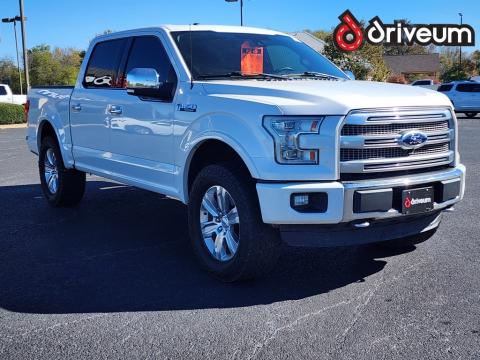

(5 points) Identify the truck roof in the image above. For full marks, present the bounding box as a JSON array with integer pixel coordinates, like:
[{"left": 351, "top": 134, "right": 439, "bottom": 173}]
[{"left": 94, "top": 24, "right": 287, "bottom": 41}]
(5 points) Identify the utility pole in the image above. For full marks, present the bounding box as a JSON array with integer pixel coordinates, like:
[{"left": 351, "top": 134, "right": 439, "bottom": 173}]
[
  {"left": 19, "top": 0, "right": 30, "bottom": 91},
  {"left": 225, "top": 0, "right": 244, "bottom": 26},
  {"left": 459, "top": 13, "right": 463, "bottom": 69},
  {"left": 1, "top": 16, "right": 23, "bottom": 94}
]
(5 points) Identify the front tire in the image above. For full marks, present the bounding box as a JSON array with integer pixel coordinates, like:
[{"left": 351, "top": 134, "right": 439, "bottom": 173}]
[
  {"left": 465, "top": 112, "right": 478, "bottom": 118},
  {"left": 188, "top": 163, "right": 280, "bottom": 282},
  {"left": 39, "top": 136, "right": 86, "bottom": 207}
]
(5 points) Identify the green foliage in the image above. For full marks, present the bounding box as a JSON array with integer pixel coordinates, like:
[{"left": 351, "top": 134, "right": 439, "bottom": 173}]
[
  {"left": 319, "top": 32, "right": 390, "bottom": 81},
  {"left": 0, "top": 58, "right": 23, "bottom": 94},
  {"left": 28, "top": 45, "right": 83, "bottom": 86},
  {"left": 441, "top": 63, "right": 469, "bottom": 83},
  {"left": 0, "top": 103, "right": 24, "bottom": 124},
  {"left": 440, "top": 47, "right": 479, "bottom": 82}
]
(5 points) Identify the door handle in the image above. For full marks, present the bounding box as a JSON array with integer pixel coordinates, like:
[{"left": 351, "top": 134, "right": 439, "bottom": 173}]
[
  {"left": 71, "top": 104, "right": 82, "bottom": 112},
  {"left": 108, "top": 105, "right": 123, "bottom": 115}
]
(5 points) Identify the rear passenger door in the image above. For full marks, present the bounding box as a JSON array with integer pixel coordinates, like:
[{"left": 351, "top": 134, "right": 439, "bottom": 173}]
[
  {"left": 108, "top": 35, "right": 178, "bottom": 194},
  {"left": 70, "top": 38, "right": 129, "bottom": 171},
  {"left": 471, "top": 83, "right": 480, "bottom": 108},
  {"left": 454, "top": 83, "right": 474, "bottom": 109}
]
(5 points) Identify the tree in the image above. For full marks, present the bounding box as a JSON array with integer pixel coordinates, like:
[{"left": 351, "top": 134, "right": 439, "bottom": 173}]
[
  {"left": 0, "top": 58, "right": 23, "bottom": 93},
  {"left": 28, "top": 45, "right": 83, "bottom": 86},
  {"left": 315, "top": 32, "right": 390, "bottom": 81}
]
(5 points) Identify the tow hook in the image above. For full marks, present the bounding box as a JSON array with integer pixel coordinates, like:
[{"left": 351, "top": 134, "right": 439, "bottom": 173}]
[{"left": 352, "top": 221, "right": 371, "bottom": 228}]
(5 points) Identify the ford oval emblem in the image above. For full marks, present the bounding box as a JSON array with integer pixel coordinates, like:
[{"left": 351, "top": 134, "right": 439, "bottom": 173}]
[{"left": 399, "top": 131, "right": 428, "bottom": 149}]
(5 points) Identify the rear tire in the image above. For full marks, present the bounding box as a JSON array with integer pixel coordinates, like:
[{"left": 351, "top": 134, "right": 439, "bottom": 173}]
[
  {"left": 465, "top": 112, "right": 478, "bottom": 118},
  {"left": 39, "top": 136, "right": 86, "bottom": 207},
  {"left": 188, "top": 163, "right": 280, "bottom": 282}
]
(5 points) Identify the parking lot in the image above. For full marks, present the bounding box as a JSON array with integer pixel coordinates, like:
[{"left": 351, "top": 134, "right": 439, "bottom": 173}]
[{"left": 0, "top": 116, "right": 479, "bottom": 359}]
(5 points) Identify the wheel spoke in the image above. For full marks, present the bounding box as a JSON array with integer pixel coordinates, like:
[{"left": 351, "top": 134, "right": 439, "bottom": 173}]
[
  {"left": 225, "top": 231, "right": 238, "bottom": 254},
  {"left": 214, "top": 232, "right": 225, "bottom": 259},
  {"left": 47, "top": 174, "right": 55, "bottom": 192},
  {"left": 201, "top": 221, "right": 218, "bottom": 238},
  {"left": 202, "top": 193, "right": 219, "bottom": 217},
  {"left": 216, "top": 186, "right": 226, "bottom": 212},
  {"left": 227, "top": 207, "right": 239, "bottom": 225}
]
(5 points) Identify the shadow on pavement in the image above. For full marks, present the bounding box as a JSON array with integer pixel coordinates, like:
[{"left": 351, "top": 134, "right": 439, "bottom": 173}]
[{"left": 0, "top": 181, "right": 413, "bottom": 314}]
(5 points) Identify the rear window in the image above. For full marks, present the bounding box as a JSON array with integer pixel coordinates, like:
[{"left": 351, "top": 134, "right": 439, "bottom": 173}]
[
  {"left": 413, "top": 80, "right": 431, "bottom": 85},
  {"left": 455, "top": 83, "right": 480, "bottom": 92},
  {"left": 0, "top": 86, "right": 7, "bottom": 96},
  {"left": 438, "top": 84, "right": 453, "bottom": 92},
  {"left": 84, "top": 39, "right": 127, "bottom": 88}
]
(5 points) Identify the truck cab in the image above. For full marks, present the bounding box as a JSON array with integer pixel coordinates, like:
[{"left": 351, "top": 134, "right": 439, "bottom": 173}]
[{"left": 26, "top": 25, "right": 466, "bottom": 281}]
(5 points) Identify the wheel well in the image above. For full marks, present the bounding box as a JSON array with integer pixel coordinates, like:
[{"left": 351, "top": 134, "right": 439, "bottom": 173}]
[
  {"left": 38, "top": 121, "right": 57, "bottom": 145},
  {"left": 187, "top": 140, "right": 252, "bottom": 194}
]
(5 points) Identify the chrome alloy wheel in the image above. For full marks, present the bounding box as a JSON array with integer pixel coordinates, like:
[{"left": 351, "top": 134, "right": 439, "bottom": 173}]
[
  {"left": 44, "top": 148, "right": 59, "bottom": 194},
  {"left": 200, "top": 185, "right": 240, "bottom": 262}
]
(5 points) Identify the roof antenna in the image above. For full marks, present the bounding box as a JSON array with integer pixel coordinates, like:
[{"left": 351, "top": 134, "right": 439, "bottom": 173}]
[{"left": 190, "top": 23, "right": 194, "bottom": 89}]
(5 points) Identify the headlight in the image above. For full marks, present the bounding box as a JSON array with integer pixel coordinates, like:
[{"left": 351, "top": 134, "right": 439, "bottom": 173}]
[{"left": 263, "top": 116, "right": 324, "bottom": 164}]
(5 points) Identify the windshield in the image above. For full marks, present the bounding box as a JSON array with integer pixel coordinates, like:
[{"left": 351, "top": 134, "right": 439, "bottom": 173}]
[{"left": 171, "top": 31, "right": 348, "bottom": 80}]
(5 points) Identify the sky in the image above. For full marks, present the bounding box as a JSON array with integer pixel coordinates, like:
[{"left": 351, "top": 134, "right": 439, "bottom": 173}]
[{"left": 0, "top": 0, "right": 479, "bottom": 61}]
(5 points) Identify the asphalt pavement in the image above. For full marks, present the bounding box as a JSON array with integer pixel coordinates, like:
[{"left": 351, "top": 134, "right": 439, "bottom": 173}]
[{"left": 0, "top": 115, "right": 479, "bottom": 359}]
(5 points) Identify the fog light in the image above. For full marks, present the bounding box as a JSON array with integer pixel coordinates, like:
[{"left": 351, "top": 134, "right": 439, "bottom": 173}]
[
  {"left": 290, "top": 192, "right": 328, "bottom": 213},
  {"left": 293, "top": 194, "right": 309, "bottom": 207}
]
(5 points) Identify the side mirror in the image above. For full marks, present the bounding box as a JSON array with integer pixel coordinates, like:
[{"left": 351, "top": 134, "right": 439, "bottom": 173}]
[
  {"left": 343, "top": 70, "right": 355, "bottom": 80},
  {"left": 126, "top": 68, "right": 173, "bottom": 100}
]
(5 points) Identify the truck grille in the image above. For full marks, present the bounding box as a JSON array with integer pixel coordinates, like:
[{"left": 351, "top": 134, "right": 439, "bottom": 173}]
[
  {"left": 339, "top": 108, "right": 455, "bottom": 175},
  {"left": 341, "top": 143, "right": 449, "bottom": 161},
  {"left": 341, "top": 121, "right": 449, "bottom": 136}
]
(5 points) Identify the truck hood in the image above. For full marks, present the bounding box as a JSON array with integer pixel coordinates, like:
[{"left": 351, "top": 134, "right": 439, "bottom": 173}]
[{"left": 200, "top": 79, "right": 451, "bottom": 115}]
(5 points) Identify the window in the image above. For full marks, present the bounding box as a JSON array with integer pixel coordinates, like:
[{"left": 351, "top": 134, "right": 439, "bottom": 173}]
[
  {"left": 171, "top": 31, "right": 347, "bottom": 80},
  {"left": 438, "top": 84, "right": 453, "bottom": 92},
  {"left": 84, "top": 39, "right": 127, "bottom": 88},
  {"left": 125, "top": 36, "right": 177, "bottom": 87},
  {"left": 0, "top": 86, "right": 7, "bottom": 96},
  {"left": 456, "top": 83, "right": 476, "bottom": 92},
  {"left": 413, "top": 80, "right": 431, "bottom": 86}
]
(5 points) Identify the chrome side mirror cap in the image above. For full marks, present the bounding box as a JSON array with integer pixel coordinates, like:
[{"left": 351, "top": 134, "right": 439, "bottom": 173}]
[
  {"left": 126, "top": 68, "right": 174, "bottom": 100},
  {"left": 126, "top": 68, "right": 161, "bottom": 90}
]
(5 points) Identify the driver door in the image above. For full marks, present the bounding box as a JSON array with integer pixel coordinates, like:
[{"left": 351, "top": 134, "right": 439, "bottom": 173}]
[{"left": 108, "top": 35, "right": 178, "bottom": 194}]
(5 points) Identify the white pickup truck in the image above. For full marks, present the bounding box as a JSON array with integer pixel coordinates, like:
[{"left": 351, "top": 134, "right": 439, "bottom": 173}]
[
  {"left": 0, "top": 84, "right": 27, "bottom": 105},
  {"left": 26, "top": 25, "right": 465, "bottom": 281}
]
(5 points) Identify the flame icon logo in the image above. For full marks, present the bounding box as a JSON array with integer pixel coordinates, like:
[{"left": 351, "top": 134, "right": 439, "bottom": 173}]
[
  {"left": 404, "top": 197, "right": 412, "bottom": 209},
  {"left": 334, "top": 10, "right": 364, "bottom": 51}
]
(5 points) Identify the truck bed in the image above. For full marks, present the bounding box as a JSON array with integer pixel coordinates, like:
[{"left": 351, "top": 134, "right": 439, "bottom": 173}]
[{"left": 26, "top": 86, "right": 75, "bottom": 159}]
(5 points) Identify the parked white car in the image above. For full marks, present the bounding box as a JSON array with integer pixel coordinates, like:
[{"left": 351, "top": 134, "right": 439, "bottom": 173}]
[
  {"left": 438, "top": 81, "right": 480, "bottom": 118},
  {"left": 26, "top": 25, "right": 465, "bottom": 281},
  {"left": 0, "top": 84, "right": 27, "bottom": 105},
  {"left": 411, "top": 79, "right": 438, "bottom": 90}
]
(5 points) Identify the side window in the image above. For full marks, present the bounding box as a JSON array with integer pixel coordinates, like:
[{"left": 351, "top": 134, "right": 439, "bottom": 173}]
[
  {"left": 456, "top": 84, "right": 473, "bottom": 92},
  {"left": 125, "top": 36, "right": 177, "bottom": 87},
  {"left": 438, "top": 84, "right": 453, "bottom": 92},
  {"left": 84, "top": 39, "right": 127, "bottom": 88},
  {"left": 472, "top": 84, "right": 480, "bottom": 93},
  {"left": 0, "top": 86, "right": 7, "bottom": 96}
]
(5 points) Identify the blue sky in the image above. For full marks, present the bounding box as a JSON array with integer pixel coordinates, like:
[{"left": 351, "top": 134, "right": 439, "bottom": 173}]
[{"left": 0, "top": 0, "right": 479, "bottom": 60}]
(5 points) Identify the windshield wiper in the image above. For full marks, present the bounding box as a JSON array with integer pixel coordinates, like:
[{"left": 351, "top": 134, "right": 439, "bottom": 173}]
[
  {"left": 196, "top": 71, "right": 286, "bottom": 80},
  {"left": 284, "top": 71, "right": 344, "bottom": 80}
]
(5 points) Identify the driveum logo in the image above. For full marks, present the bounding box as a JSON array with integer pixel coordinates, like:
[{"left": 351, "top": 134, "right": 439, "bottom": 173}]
[{"left": 334, "top": 10, "right": 476, "bottom": 52}]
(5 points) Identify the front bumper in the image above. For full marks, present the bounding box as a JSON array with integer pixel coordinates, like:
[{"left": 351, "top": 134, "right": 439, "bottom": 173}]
[{"left": 256, "top": 164, "right": 465, "bottom": 225}]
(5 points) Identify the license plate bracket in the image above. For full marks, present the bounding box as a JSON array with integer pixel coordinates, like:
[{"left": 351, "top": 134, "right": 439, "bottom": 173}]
[{"left": 402, "top": 186, "right": 434, "bottom": 215}]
